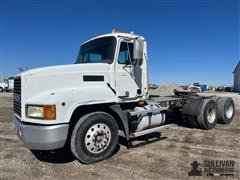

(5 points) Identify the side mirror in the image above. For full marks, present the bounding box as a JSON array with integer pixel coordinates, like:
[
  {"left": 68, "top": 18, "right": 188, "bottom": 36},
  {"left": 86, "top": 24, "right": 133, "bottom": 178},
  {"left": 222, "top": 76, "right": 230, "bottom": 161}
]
[{"left": 133, "top": 38, "right": 143, "bottom": 66}]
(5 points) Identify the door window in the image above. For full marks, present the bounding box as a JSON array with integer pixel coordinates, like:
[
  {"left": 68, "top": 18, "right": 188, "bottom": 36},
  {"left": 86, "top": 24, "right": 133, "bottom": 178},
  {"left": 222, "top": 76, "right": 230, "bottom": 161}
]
[{"left": 118, "top": 42, "right": 133, "bottom": 64}]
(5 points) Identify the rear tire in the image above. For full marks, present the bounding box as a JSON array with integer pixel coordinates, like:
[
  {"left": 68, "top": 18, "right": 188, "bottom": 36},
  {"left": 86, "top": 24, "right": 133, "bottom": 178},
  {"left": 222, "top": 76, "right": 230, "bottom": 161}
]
[
  {"left": 216, "top": 97, "right": 235, "bottom": 124},
  {"left": 0, "top": 87, "right": 3, "bottom": 93},
  {"left": 197, "top": 99, "right": 218, "bottom": 130},
  {"left": 70, "top": 112, "right": 118, "bottom": 164}
]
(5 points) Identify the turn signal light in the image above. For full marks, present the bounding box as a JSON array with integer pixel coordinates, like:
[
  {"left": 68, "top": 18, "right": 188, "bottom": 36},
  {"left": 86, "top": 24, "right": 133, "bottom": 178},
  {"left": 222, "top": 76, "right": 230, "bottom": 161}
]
[
  {"left": 138, "top": 99, "right": 145, "bottom": 106},
  {"left": 44, "top": 105, "right": 56, "bottom": 120}
]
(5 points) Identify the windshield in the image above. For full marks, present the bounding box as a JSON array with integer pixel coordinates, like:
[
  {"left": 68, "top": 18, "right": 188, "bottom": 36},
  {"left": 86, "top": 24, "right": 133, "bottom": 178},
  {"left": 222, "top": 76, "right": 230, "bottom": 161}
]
[{"left": 76, "top": 37, "right": 116, "bottom": 64}]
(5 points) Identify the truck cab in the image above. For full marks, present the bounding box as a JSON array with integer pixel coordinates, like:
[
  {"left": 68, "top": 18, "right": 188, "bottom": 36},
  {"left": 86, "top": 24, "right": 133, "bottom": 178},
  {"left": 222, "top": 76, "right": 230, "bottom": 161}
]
[{"left": 75, "top": 32, "right": 148, "bottom": 99}]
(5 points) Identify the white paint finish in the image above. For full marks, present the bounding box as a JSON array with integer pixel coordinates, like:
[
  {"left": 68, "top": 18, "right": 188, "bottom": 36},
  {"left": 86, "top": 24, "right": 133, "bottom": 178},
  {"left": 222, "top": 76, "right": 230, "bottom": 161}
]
[
  {"left": 82, "top": 32, "right": 141, "bottom": 46},
  {"left": 22, "top": 85, "right": 117, "bottom": 124},
  {"left": 0, "top": 79, "right": 13, "bottom": 90},
  {"left": 20, "top": 63, "right": 115, "bottom": 124},
  {"left": 21, "top": 63, "right": 110, "bottom": 99},
  {"left": 16, "top": 32, "right": 148, "bottom": 124},
  {"left": 114, "top": 38, "right": 148, "bottom": 98},
  {"left": 0, "top": 82, "right": 7, "bottom": 89},
  {"left": 8, "top": 79, "right": 14, "bottom": 90}
]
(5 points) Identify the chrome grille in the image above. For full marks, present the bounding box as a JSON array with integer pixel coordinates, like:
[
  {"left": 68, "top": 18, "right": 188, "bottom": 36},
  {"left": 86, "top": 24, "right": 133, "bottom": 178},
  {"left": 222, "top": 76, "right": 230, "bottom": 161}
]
[{"left": 14, "top": 76, "right": 21, "bottom": 117}]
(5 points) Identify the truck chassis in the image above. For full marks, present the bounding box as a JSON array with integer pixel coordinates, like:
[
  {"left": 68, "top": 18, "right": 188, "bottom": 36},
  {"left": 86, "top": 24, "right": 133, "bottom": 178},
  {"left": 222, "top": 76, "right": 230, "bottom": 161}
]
[{"left": 112, "top": 90, "right": 234, "bottom": 148}]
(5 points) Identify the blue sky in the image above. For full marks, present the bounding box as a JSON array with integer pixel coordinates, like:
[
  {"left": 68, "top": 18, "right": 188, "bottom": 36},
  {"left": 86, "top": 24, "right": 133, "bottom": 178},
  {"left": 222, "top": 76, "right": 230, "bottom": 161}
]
[{"left": 0, "top": 0, "right": 239, "bottom": 86}]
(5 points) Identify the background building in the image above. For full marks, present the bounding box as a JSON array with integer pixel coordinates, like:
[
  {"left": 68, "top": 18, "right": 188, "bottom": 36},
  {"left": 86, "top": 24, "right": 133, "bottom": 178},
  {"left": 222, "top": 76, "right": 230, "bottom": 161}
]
[{"left": 233, "top": 61, "right": 240, "bottom": 92}]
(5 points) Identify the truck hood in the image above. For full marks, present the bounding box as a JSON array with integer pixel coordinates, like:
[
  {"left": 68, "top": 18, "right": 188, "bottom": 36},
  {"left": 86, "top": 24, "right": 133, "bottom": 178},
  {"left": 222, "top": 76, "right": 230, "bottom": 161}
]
[
  {"left": 0, "top": 82, "right": 6, "bottom": 88},
  {"left": 20, "top": 63, "right": 111, "bottom": 102},
  {"left": 21, "top": 63, "right": 109, "bottom": 77}
]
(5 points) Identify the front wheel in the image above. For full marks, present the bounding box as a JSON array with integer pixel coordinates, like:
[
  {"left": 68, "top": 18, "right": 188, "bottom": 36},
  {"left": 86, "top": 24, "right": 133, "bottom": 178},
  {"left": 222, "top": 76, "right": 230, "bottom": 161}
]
[
  {"left": 70, "top": 112, "right": 118, "bottom": 164},
  {"left": 0, "top": 87, "right": 3, "bottom": 93}
]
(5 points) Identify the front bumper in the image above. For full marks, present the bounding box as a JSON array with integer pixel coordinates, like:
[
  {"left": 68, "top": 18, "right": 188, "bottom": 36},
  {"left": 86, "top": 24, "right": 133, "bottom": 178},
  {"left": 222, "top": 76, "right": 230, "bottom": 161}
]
[{"left": 13, "top": 116, "right": 69, "bottom": 150}]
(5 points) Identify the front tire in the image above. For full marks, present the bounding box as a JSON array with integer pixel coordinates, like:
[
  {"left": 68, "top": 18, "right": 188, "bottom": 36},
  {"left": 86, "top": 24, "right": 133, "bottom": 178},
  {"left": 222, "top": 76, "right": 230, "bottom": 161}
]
[
  {"left": 0, "top": 87, "right": 3, "bottom": 93},
  {"left": 70, "top": 112, "right": 118, "bottom": 164}
]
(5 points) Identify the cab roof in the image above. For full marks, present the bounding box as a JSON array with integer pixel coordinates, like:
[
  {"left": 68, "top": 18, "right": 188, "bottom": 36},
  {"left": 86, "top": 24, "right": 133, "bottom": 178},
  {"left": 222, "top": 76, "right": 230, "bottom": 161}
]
[{"left": 81, "top": 31, "right": 144, "bottom": 46}]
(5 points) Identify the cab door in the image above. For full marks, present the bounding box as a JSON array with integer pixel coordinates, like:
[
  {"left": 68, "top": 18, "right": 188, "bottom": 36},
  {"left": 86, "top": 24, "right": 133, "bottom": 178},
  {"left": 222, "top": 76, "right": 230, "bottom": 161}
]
[{"left": 115, "top": 40, "right": 142, "bottom": 99}]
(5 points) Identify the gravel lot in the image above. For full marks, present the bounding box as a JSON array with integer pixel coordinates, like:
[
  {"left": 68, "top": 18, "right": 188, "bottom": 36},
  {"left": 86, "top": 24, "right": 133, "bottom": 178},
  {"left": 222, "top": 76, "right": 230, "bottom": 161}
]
[{"left": 0, "top": 93, "right": 239, "bottom": 180}]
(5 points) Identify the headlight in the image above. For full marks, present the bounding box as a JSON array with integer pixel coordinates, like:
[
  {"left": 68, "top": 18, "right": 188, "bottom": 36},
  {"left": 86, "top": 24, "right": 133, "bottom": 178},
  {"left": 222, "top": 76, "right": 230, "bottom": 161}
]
[
  {"left": 26, "top": 105, "right": 56, "bottom": 120},
  {"left": 27, "top": 105, "right": 44, "bottom": 118}
]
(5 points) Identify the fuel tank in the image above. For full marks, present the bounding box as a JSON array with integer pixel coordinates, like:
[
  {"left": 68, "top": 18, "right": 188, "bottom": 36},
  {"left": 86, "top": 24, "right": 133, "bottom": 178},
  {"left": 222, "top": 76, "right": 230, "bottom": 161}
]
[{"left": 134, "top": 104, "right": 166, "bottom": 132}]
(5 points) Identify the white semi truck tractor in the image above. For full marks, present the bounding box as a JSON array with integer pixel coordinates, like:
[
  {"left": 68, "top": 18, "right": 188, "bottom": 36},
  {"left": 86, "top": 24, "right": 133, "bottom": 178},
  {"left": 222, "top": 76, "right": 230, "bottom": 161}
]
[
  {"left": 13, "top": 31, "right": 235, "bottom": 164},
  {"left": 0, "top": 77, "right": 14, "bottom": 92}
]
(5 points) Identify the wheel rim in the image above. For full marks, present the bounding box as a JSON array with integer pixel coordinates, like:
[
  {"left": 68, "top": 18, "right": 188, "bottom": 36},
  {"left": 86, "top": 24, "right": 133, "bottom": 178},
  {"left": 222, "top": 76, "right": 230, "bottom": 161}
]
[
  {"left": 85, "top": 123, "right": 111, "bottom": 154},
  {"left": 225, "top": 104, "right": 234, "bottom": 119},
  {"left": 207, "top": 106, "right": 216, "bottom": 124}
]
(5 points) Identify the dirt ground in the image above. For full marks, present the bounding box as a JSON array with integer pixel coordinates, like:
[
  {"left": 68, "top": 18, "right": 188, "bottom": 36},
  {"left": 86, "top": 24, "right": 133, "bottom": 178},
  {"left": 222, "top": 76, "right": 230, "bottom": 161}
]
[{"left": 0, "top": 93, "right": 239, "bottom": 180}]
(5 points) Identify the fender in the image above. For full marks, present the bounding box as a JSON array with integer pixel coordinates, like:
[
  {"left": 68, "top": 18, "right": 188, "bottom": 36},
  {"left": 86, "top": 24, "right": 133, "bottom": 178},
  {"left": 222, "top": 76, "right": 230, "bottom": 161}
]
[{"left": 24, "top": 85, "right": 118, "bottom": 124}]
